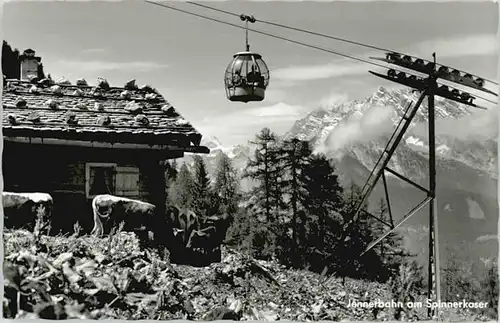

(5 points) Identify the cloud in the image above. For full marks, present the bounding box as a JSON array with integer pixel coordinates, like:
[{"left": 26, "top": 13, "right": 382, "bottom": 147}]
[
  {"left": 411, "top": 106, "right": 498, "bottom": 141},
  {"left": 319, "top": 103, "right": 394, "bottom": 154},
  {"left": 262, "top": 88, "right": 288, "bottom": 102},
  {"left": 409, "top": 34, "right": 498, "bottom": 59},
  {"left": 318, "top": 92, "right": 349, "bottom": 109},
  {"left": 272, "top": 61, "right": 367, "bottom": 82},
  {"left": 204, "top": 87, "right": 287, "bottom": 103},
  {"left": 242, "top": 102, "right": 307, "bottom": 118},
  {"left": 81, "top": 48, "right": 106, "bottom": 54},
  {"left": 271, "top": 80, "right": 299, "bottom": 88},
  {"left": 55, "top": 60, "right": 169, "bottom": 73},
  {"left": 271, "top": 33, "right": 497, "bottom": 85},
  {"left": 198, "top": 101, "right": 310, "bottom": 143}
]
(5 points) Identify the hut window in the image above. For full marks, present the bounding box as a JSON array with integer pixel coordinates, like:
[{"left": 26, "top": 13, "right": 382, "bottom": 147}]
[{"left": 85, "top": 163, "right": 117, "bottom": 199}]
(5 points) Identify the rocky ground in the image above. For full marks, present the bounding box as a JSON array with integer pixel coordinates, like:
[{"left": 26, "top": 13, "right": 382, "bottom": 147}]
[{"left": 2, "top": 228, "right": 494, "bottom": 321}]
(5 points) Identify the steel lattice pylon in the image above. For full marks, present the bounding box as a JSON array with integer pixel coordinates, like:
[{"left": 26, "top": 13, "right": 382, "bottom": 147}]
[
  {"left": 343, "top": 84, "right": 441, "bottom": 319},
  {"left": 340, "top": 51, "right": 495, "bottom": 320}
]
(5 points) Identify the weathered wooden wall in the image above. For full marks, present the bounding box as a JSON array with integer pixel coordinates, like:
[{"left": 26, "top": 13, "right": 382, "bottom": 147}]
[{"left": 3, "top": 141, "right": 180, "bottom": 233}]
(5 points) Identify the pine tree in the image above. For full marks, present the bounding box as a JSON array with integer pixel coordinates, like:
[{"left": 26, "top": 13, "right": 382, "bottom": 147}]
[
  {"left": 170, "top": 160, "right": 179, "bottom": 181},
  {"left": 168, "top": 162, "right": 195, "bottom": 208},
  {"left": 389, "top": 260, "right": 426, "bottom": 320},
  {"left": 163, "top": 160, "right": 179, "bottom": 209},
  {"left": 191, "top": 155, "right": 214, "bottom": 217},
  {"left": 367, "top": 199, "right": 407, "bottom": 281},
  {"left": 164, "top": 160, "right": 179, "bottom": 184},
  {"left": 213, "top": 151, "right": 240, "bottom": 215},
  {"left": 326, "top": 183, "right": 374, "bottom": 281},
  {"left": 278, "top": 138, "right": 313, "bottom": 267},
  {"left": 442, "top": 246, "right": 482, "bottom": 302},
  {"left": 243, "top": 128, "right": 284, "bottom": 259},
  {"left": 244, "top": 128, "right": 277, "bottom": 221},
  {"left": 2, "top": 41, "right": 20, "bottom": 79},
  {"left": 442, "top": 246, "right": 458, "bottom": 301},
  {"left": 301, "top": 153, "right": 344, "bottom": 271},
  {"left": 225, "top": 207, "right": 253, "bottom": 251},
  {"left": 347, "top": 208, "right": 382, "bottom": 280}
]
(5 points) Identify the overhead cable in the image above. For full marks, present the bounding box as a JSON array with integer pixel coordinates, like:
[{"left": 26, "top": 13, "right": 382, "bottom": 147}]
[
  {"left": 144, "top": 0, "right": 498, "bottom": 105},
  {"left": 186, "top": 1, "right": 499, "bottom": 87}
]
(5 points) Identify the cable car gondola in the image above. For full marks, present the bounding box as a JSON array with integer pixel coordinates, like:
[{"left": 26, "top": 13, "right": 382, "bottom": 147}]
[
  {"left": 225, "top": 51, "right": 269, "bottom": 102},
  {"left": 224, "top": 14, "right": 270, "bottom": 103}
]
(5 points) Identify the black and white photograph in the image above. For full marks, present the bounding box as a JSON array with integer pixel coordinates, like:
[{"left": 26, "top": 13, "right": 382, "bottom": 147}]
[{"left": 1, "top": 0, "right": 499, "bottom": 321}]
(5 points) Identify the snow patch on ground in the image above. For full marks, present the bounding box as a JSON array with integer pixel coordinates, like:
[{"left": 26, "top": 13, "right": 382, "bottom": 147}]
[
  {"left": 436, "top": 144, "right": 450, "bottom": 154},
  {"left": 405, "top": 136, "right": 425, "bottom": 148},
  {"left": 476, "top": 235, "right": 498, "bottom": 243},
  {"left": 466, "top": 198, "right": 485, "bottom": 219}
]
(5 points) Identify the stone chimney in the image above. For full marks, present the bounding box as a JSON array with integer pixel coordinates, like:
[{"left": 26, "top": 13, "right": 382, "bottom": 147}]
[{"left": 19, "top": 49, "right": 42, "bottom": 81}]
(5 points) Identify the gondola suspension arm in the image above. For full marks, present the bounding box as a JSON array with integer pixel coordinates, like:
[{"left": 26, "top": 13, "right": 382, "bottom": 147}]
[{"left": 240, "top": 14, "right": 256, "bottom": 52}]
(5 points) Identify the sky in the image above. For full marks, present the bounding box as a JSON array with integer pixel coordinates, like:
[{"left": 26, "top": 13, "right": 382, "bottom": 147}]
[{"left": 2, "top": 0, "right": 499, "bottom": 146}]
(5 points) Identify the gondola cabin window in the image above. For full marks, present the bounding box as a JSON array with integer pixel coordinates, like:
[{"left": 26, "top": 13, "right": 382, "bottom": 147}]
[{"left": 85, "top": 163, "right": 117, "bottom": 199}]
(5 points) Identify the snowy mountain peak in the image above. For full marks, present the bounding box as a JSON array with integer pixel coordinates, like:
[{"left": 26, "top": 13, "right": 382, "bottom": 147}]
[
  {"left": 200, "top": 135, "right": 247, "bottom": 160},
  {"left": 287, "top": 86, "right": 480, "bottom": 143},
  {"left": 284, "top": 86, "right": 497, "bottom": 179},
  {"left": 202, "top": 135, "right": 225, "bottom": 150}
]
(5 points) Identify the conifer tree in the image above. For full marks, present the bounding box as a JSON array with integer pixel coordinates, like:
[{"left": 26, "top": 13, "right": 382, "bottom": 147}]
[
  {"left": 389, "top": 260, "right": 426, "bottom": 320},
  {"left": 170, "top": 159, "right": 179, "bottom": 179},
  {"left": 2, "top": 41, "right": 20, "bottom": 79},
  {"left": 243, "top": 128, "right": 284, "bottom": 259},
  {"left": 213, "top": 151, "right": 240, "bottom": 215},
  {"left": 245, "top": 129, "right": 282, "bottom": 213},
  {"left": 163, "top": 160, "right": 178, "bottom": 211},
  {"left": 324, "top": 183, "right": 373, "bottom": 281},
  {"left": 225, "top": 207, "right": 253, "bottom": 252},
  {"left": 442, "top": 246, "right": 482, "bottom": 302},
  {"left": 168, "top": 162, "right": 195, "bottom": 208},
  {"left": 367, "top": 199, "right": 407, "bottom": 281},
  {"left": 337, "top": 187, "right": 409, "bottom": 282},
  {"left": 278, "top": 138, "right": 313, "bottom": 267},
  {"left": 164, "top": 160, "right": 179, "bottom": 184},
  {"left": 301, "top": 153, "right": 344, "bottom": 270},
  {"left": 191, "top": 155, "right": 214, "bottom": 217}
]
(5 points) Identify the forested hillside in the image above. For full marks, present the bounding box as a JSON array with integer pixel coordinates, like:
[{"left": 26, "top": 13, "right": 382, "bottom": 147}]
[{"left": 167, "top": 127, "right": 498, "bottom": 320}]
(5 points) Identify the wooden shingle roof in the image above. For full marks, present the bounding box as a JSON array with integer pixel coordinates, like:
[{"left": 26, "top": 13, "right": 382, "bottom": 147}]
[{"left": 2, "top": 78, "right": 209, "bottom": 153}]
